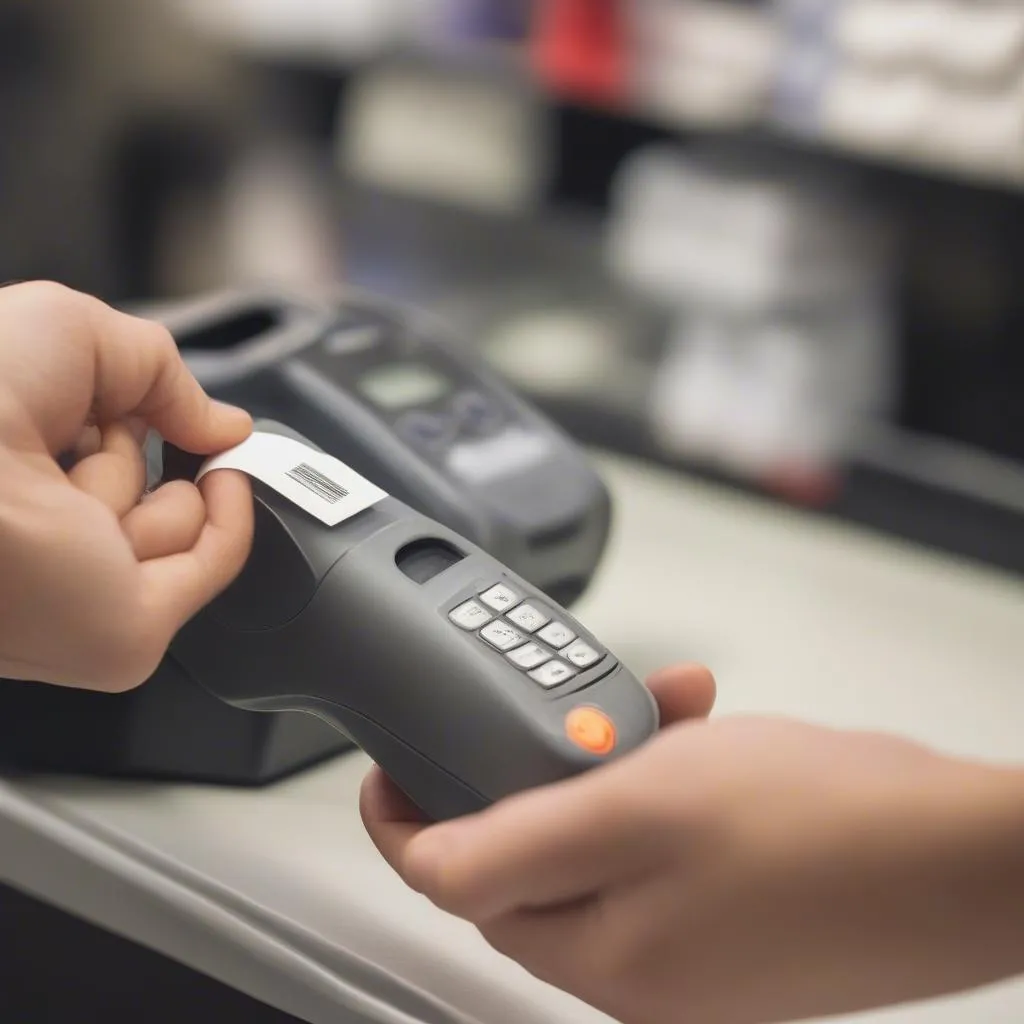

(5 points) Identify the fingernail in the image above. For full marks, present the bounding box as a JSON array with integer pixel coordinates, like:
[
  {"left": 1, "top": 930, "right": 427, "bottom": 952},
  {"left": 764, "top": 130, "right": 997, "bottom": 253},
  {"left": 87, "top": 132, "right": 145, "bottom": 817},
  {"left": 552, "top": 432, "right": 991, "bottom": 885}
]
[
  {"left": 212, "top": 401, "right": 253, "bottom": 430},
  {"left": 212, "top": 399, "right": 248, "bottom": 417}
]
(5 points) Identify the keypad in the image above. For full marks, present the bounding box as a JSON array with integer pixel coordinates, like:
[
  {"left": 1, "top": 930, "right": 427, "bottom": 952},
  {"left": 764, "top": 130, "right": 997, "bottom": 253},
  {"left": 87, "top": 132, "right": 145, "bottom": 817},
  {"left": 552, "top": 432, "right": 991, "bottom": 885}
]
[
  {"left": 507, "top": 643, "right": 550, "bottom": 670},
  {"left": 563, "top": 640, "right": 601, "bottom": 669},
  {"left": 396, "top": 411, "right": 451, "bottom": 447},
  {"left": 449, "top": 600, "right": 492, "bottom": 631},
  {"left": 480, "top": 584, "right": 520, "bottom": 613},
  {"left": 480, "top": 620, "right": 525, "bottom": 651},
  {"left": 506, "top": 603, "right": 549, "bottom": 633},
  {"left": 537, "top": 621, "right": 575, "bottom": 650},
  {"left": 452, "top": 390, "right": 504, "bottom": 436},
  {"left": 449, "top": 582, "right": 607, "bottom": 691},
  {"left": 530, "top": 661, "right": 577, "bottom": 688}
]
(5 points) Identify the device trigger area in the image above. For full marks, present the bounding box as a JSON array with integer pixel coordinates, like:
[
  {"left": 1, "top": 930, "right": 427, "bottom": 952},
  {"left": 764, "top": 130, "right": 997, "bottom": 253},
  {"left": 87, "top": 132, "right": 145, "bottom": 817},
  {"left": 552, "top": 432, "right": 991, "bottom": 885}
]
[{"left": 564, "top": 705, "right": 617, "bottom": 756}]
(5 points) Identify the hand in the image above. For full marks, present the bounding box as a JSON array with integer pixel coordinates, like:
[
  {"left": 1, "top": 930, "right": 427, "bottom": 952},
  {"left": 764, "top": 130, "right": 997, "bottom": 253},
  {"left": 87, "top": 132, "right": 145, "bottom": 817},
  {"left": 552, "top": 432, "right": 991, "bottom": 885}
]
[
  {"left": 362, "top": 665, "right": 1024, "bottom": 1024},
  {"left": 0, "top": 281, "right": 254, "bottom": 691}
]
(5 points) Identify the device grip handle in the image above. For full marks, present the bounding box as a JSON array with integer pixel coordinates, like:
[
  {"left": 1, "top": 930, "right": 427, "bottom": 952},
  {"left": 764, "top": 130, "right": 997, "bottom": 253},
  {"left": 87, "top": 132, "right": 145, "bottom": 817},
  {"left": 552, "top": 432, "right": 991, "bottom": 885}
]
[{"left": 321, "top": 703, "right": 491, "bottom": 822}]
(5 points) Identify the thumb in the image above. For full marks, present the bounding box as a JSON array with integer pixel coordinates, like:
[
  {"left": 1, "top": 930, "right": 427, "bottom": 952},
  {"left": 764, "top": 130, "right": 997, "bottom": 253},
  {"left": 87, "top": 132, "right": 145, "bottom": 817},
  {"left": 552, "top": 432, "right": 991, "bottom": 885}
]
[
  {"left": 90, "top": 307, "right": 253, "bottom": 454},
  {"left": 397, "top": 665, "right": 718, "bottom": 921},
  {"left": 645, "top": 663, "right": 717, "bottom": 727}
]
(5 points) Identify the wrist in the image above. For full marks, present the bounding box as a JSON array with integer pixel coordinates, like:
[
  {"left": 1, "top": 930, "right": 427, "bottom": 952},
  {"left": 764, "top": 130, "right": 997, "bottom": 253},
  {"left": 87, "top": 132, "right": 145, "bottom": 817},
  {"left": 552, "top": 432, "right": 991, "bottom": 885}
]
[
  {"left": 956, "top": 761, "right": 1024, "bottom": 913},
  {"left": 907, "top": 758, "right": 1024, "bottom": 989}
]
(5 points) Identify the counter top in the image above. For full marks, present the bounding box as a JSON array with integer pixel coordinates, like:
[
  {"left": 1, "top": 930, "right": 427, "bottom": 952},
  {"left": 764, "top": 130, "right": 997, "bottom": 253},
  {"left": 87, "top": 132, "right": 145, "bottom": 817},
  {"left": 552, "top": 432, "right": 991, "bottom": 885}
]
[{"left": 3, "top": 452, "right": 1023, "bottom": 1024}]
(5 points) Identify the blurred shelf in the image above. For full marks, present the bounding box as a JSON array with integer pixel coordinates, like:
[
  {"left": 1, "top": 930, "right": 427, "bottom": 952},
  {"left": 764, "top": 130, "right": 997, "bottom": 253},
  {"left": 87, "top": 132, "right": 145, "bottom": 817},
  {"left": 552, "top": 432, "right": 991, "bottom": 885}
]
[
  {"left": 767, "top": 120, "right": 1024, "bottom": 197},
  {"left": 332, "top": 184, "right": 1024, "bottom": 579},
  {"left": 532, "top": 394, "right": 1024, "bottom": 581},
  {"left": 171, "top": 1, "right": 1024, "bottom": 199}
]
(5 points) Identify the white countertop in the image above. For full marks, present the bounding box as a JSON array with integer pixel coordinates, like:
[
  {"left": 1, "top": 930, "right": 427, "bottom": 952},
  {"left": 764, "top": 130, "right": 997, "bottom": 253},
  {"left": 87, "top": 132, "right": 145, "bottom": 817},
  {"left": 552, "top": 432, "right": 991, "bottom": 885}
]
[{"left": 3, "top": 452, "right": 1023, "bottom": 1024}]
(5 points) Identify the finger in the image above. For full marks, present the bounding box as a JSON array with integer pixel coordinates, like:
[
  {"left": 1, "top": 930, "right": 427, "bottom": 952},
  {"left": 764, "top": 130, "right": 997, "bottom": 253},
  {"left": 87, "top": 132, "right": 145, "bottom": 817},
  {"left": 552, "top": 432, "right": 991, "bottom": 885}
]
[
  {"left": 359, "top": 766, "right": 431, "bottom": 868},
  {"left": 0, "top": 282, "right": 252, "bottom": 455},
  {"left": 66, "top": 421, "right": 147, "bottom": 517},
  {"left": 645, "top": 663, "right": 717, "bottom": 727},
  {"left": 398, "top": 766, "right": 665, "bottom": 922},
  {"left": 55, "top": 425, "right": 101, "bottom": 471},
  {"left": 481, "top": 876, "right": 679, "bottom": 1022},
  {"left": 137, "top": 469, "right": 254, "bottom": 637},
  {"left": 395, "top": 669, "right": 718, "bottom": 918},
  {"left": 124, "top": 415, "right": 149, "bottom": 447},
  {"left": 121, "top": 480, "right": 206, "bottom": 561},
  {"left": 361, "top": 765, "right": 429, "bottom": 825},
  {"left": 481, "top": 901, "right": 602, "bottom": 996},
  {"left": 72, "top": 425, "right": 103, "bottom": 460},
  {"left": 88, "top": 305, "right": 253, "bottom": 454}
]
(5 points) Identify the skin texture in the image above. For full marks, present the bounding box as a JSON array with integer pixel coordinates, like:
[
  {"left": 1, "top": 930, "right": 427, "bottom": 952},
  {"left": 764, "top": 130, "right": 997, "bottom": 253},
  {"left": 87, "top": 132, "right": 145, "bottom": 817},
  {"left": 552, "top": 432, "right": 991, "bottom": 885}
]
[
  {"left": 362, "top": 665, "right": 1024, "bottom": 1024},
  {"left": 0, "top": 281, "right": 255, "bottom": 691}
]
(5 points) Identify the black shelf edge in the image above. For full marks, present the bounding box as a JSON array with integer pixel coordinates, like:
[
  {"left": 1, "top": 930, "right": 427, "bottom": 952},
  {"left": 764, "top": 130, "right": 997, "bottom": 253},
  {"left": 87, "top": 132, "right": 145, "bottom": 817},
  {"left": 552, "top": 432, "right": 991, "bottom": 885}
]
[{"left": 535, "top": 397, "right": 1024, "bottom": 581}]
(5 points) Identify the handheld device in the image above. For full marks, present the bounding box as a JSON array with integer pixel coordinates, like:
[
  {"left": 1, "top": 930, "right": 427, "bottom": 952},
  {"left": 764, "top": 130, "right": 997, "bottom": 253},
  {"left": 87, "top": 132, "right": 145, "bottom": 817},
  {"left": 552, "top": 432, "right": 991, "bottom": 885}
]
[
  {"left": 163, "top": 421, "right": 657, "bottom": 820},
  {"left": 152, "top": 288, "right": 612, "bottom": 609},
  {"left": 0, "top": 290, "right": 618, "bottom": 788}
]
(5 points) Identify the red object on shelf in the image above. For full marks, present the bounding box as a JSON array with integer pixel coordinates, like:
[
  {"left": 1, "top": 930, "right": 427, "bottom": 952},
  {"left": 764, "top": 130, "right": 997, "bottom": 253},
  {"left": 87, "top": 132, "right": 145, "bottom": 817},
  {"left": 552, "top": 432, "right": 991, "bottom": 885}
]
[
  {"left": 760, "top": 464, "right": 844, "bottom": 508},
  {"left": 530, "top": 0, "right": 628, "bottom": 106}
]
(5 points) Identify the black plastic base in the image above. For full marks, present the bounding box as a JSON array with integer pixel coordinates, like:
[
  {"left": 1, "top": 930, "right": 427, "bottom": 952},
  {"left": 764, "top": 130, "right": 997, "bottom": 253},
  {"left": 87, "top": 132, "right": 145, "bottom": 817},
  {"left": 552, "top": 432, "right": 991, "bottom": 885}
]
[
  {"left": 0, "top": 882, "right": 306, "bottom": 1024},
  {"left": 0, "top": 660, "right": 354, "bottom": 786}
]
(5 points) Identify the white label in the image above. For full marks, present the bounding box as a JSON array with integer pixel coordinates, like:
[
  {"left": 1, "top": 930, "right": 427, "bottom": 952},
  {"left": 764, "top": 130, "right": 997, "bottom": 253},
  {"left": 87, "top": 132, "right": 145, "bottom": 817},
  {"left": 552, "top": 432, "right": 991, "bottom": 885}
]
[{"left": 196, "top": 431, "right": 387, "bottom": 527}]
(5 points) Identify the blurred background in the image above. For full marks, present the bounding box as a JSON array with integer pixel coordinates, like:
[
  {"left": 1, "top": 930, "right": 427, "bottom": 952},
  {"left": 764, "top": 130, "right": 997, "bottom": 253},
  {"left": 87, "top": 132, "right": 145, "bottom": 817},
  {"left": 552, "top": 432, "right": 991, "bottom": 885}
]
[{"left": 1, "top": 0, "right": 1022, "bottom": 577}]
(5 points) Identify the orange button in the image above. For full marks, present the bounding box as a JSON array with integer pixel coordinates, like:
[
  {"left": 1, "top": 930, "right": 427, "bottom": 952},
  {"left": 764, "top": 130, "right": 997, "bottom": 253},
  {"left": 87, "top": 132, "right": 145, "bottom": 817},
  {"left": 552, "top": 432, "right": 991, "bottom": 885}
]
[{"left": 565, "top": 706, "right": 616, "bottom": 756}]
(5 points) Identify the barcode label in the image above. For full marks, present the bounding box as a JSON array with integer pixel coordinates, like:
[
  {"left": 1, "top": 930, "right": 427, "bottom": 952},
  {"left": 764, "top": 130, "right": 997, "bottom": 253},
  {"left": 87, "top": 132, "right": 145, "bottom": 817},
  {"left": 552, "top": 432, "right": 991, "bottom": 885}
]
[
  {"left": 286, "top": 463, "right": 350, "bottom": 504},
  {"left": 195, "top": 430, "right": 388, "bottom": 527}
]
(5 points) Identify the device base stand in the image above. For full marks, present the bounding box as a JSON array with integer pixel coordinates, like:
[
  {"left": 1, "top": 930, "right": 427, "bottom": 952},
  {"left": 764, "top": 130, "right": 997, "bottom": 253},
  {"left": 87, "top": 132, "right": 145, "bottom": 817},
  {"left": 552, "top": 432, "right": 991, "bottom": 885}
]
[{"left": 0, "top": 660, "right": 353, "bottom": 786}]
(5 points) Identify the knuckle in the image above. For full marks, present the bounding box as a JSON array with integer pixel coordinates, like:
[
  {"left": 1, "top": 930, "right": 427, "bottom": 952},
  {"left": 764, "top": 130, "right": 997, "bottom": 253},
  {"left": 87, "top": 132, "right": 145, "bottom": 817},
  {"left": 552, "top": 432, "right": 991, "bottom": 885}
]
[
  {"left": 478, "top": 921, "right": 536, "bottom": 969},
  {"left": 15, "top": 279, "right": 79, "bottom": 307},
  {"left": 147, "top": 320, "right": 179, "bottom": 358},
  {"left": 98, "top": 648, "right": 163, "bottom": 693},
  {"left": 145, "top": 322, "right": 184, "bottom": 381},
  {"left": 402, "top": 839, "right": 481, "bottom": 920},
  {"left": 92, "top": 620, "right": 169, "bottom": 693},
  {"left": 11, "top": 281, "right": 89, "bottom": 325},
  {"left": 401, "top": 838, "right": 452, "bottom": 901}
]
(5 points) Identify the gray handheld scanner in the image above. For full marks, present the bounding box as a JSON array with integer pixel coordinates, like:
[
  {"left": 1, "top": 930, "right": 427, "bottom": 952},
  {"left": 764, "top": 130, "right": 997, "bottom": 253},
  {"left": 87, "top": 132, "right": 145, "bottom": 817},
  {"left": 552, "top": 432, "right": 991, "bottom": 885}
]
[
  {"left": 150, "top": 288, "right": 612, "bottom": 609},
  {"left": 164, "top": 422, "right": 658, "bottom": 822}
]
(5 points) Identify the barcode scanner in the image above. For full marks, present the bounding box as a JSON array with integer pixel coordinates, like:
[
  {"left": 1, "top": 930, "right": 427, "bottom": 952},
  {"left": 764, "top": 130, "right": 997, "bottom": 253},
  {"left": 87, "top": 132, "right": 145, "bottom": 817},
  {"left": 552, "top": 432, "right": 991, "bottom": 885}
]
[
  {"left": 162, "top": 421, "right": 659, "bottom": 821},
  {"left": 0, "top": 291, "right": 620, "bottom": 787}
]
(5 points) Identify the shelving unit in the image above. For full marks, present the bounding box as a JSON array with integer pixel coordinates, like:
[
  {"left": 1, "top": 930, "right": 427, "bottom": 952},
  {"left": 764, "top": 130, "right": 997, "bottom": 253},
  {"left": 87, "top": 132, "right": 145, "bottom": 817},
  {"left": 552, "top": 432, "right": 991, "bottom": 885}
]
[
  {"left": 171, "top": 1, "right": 1024, "bottom": 194},
  {"left": 168, "top": 0, "right": 1024, "bottom": 577}
]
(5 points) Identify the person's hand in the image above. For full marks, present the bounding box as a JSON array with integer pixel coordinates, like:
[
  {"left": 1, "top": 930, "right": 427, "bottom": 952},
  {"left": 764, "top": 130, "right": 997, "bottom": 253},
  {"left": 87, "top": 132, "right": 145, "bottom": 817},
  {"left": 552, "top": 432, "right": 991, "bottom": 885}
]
[
  {"left": 0, "top": 281, "right": 254, "bottom": 691},
  {"left": 362, "top": 664, "right": 1024, "bottom": 1024}
]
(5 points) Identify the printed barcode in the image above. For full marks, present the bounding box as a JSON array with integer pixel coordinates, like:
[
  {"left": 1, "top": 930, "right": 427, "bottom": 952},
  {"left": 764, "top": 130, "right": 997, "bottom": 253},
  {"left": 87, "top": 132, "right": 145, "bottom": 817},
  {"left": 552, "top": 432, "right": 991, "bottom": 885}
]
[{"left": 286, "top": 463, "right": 350, "bottom": 504}]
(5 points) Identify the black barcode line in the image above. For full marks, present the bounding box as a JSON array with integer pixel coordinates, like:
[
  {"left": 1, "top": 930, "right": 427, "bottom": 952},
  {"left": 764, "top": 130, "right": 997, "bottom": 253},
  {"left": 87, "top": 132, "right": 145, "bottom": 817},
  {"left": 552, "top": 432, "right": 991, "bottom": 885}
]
[{"left": 286, "top": 463, "right": 350, "bottom": 504}]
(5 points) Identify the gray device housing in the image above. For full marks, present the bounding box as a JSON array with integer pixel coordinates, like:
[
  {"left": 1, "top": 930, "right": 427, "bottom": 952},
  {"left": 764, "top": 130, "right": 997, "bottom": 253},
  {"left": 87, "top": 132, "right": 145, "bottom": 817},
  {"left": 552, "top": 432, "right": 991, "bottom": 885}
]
[
  {"left": 155, "top": 287, "right": 613, "bottom": 609},
  {"left": 166, "top": 422, "right": 657, "bottom": 821},
  {"left": 0, "top": 289, "right": 616, "bottom": 787}
]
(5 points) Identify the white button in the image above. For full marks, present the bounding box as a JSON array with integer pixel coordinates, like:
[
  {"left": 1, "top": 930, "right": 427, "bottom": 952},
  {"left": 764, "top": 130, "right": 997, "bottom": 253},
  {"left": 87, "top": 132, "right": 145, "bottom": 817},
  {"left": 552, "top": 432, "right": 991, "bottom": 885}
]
[
  {"left": 537, "top": 621, "right": 576, "bottom": 650},
  {"left": 507, "top": 643, "right": 550, "bottom": 670},
  {"left": 324, "top": 324, "right": 381, "bottom": 354},
  {"left": 480, "top": 584, "right": 520, "bottom": 613},
  {"left": 506, "top": 603, "right": 550, "bottom": 633},
  {"left": 529, "top": 660, "right": 577, "bottom": 688},
  {"left": 449, "top": 600, "right": 492, "bottom": 631},
  {"left": 480, "top": 620, "right": 525, "bottom": 652},
  {"left": 446, "top": 428, "right": 553, "bottom": 484},
  {"left": 563, "top": 640, "right": 602, "bottom": 669}
]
